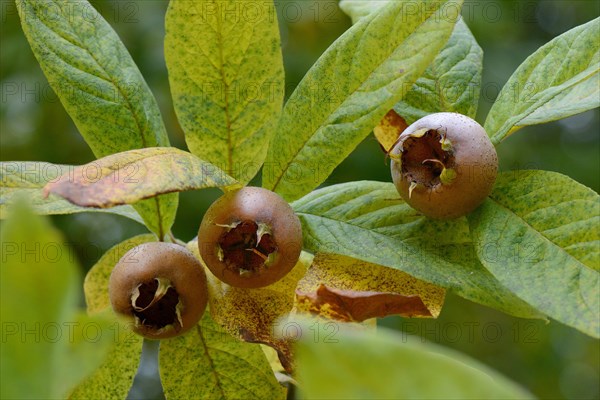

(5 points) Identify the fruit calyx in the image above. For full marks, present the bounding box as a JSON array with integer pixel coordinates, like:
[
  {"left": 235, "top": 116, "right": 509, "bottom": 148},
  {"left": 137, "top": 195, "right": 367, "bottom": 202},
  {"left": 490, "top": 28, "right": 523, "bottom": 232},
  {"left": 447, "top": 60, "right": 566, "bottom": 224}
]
[
  {"left": 389, "top": 112, "right": 498, "bottom": 220},
  {"left": 217, "top": 220, "right": 277, "bottom": 276},
  {"left": 397, "top": 127, "right": 457, "bottom": 196},
  {"left": 198, "top": 186, "right": 303, "bottom": 288},
  {"left": 131, "top": 277, "right": 183, "bottom": 332}
]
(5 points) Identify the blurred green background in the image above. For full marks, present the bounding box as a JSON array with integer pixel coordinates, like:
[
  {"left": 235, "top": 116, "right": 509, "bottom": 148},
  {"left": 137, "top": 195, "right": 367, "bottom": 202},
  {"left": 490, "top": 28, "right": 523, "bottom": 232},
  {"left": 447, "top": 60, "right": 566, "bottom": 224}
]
[{"left": 1, "top": 1, "right": 598, "bottom": 399}]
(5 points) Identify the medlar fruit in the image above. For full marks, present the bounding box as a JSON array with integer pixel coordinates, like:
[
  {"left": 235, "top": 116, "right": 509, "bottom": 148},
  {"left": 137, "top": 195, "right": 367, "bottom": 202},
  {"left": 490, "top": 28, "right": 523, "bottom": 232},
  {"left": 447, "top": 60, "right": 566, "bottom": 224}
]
[
  {"left": 390, "top": 112, "right": 498, "bottom": 219},
  {"left": 198, "top": 187, "right": 302, "bottom": 288},
  {"left": 109, "top": 242, "right": 208, "bottom": 339}
]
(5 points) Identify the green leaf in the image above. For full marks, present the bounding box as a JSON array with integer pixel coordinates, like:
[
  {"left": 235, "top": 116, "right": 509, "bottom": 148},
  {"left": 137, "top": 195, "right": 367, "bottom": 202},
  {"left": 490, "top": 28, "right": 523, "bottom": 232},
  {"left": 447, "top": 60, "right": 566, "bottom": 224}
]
[
  {"left": 340, "top": 2, "right": 483, "bottom": 122},
  {"left": 69, "top": 316, "right": 143, "bottom": 400},
  {"left": 1, "top": 202, "right": 113, "bottom": 399},
  {"left": 263, "top": 0, "right": 462, "bottom": 201},
  {"left": 44, "top": 147, "right": 238, "bottom": 208},
  {"left": 15, "top": 0, "right": 169, "bottom": 155},
  {"left": 159, "top": 312, "right": 286, "bottom": 400},
  {"left": 485, "top": 17, "right": 600, "bottom": 145},
  {"left": 84, "top": 234, "right": 157, "bottom": 314},
  {"left": 292, "top": 181, "right": 542, "bottom": 319},
  {"left": 16, "top": 0, "right": 178, "bottom": 237},
  {"left": 165, "top": 0, "right": 284, "bottom": 184},
  {"left": 393, "top": 18, "right": 482, "bottom": 122},
  {"left": 296, "top": 323, "right": 533, "bottom": 399},
  {"left": 468, "top": 170, "right": 600, "bottom": 337},
  {"left": 0, "top": 161, "right": 143, "bottom": 223}
]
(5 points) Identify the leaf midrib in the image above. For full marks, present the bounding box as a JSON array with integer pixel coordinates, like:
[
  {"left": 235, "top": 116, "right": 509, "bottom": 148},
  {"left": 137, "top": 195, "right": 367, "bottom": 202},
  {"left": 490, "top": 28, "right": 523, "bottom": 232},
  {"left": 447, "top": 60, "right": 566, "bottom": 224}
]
[
  {"left": 202, "top": 327, "right": 277, "bottom": 389},
  {"left": 213, "top": 5, "right": 234, "bottom": 174},
  {"left": 196, "top": 325, "right": 227, "bottom": 399}
]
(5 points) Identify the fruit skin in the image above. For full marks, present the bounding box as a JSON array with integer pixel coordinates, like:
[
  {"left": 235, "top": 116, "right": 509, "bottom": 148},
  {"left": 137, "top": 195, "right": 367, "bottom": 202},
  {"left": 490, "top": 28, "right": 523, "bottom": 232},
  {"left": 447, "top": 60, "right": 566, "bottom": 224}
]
[
  {"left": 109, "top": 242, "right": 208, "bottom": 339},
  {"left": 390, "top": 112, "right": 498, "bottom": 219},
  {"left": 198, "top": 187, "right": 302, "bottom": 288}
]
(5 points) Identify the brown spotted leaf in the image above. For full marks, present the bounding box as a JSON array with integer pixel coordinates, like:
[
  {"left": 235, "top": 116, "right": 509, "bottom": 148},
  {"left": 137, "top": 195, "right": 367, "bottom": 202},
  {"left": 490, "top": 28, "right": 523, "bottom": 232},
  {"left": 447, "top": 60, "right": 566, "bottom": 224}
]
[
  {"left": 373, "top": 109, "right": 408, "bottom": 153},
  {"left": 44, "top": 148, "right": 237, "bottom": 208},
  {"left": 186, "top": 239, "right": 310, "bottom": 373},
  {"left": 295, "top": 253, "right": 445, "bottom": 322},
  {"left": 0, "top": 162, "right": 143, "bottom": 223},
  {"left": 297, "top": 285, "right": 431, "bottom": 322}
]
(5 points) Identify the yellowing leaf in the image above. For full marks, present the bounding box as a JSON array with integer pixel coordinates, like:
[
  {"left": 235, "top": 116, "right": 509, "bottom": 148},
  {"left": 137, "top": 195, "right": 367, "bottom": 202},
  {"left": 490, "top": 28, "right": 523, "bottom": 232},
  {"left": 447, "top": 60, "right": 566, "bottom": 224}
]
[
  {"left": 69, "top": 315, "right": 143, "bottom": 400},
  {"left": 373, "top": 109, "right": 407, "bottom": 153},
  {"left": 295, "top": 253, "right": 445, "bottom": 322},
  {"left": 165, "top": 0, "right": 284, "bottom": 184},
  {"left": 186, "top": 239, "right": 309, "bottom": 372},
  {"left": 44, "top": 148, "right": 237, "bottom": 209},
  {"left": 159, "top": 312, "right": 286, "bottom": 400},
  {"left": 0, "top": 162, "right": 143, "bottom": 223}
]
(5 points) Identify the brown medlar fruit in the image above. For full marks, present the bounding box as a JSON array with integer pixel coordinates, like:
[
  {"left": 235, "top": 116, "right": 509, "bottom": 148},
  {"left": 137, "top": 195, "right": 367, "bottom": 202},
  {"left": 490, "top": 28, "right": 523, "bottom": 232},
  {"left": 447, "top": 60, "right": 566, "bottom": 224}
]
[
  {"left": 198, "top": 187, "right": 302, "bottom": 288},
  {"left": 390, "top": 112, "right": 498, "bottom": 219},
  {"left": 109, "top": 242, "right": 207, "bottom": 339}
]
